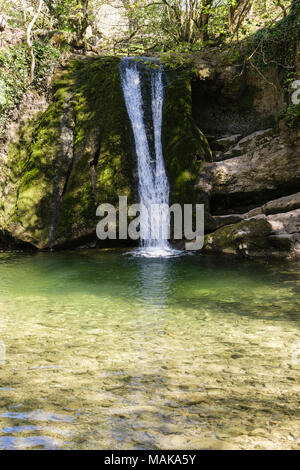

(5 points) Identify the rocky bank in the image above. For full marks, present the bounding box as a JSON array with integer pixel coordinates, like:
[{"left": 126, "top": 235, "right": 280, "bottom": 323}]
[{"left": 200, "top": 127, "right": 300, "bottom": 258}]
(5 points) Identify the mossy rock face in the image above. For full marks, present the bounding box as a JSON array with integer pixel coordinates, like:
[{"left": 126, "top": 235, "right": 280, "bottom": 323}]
[
  {"left": 2, "top": 56, "right": 211, "bottom": 249},
  {"left": 55, "top": 58, "right": 135, "bottom": 246},
  {"left": 4, "top": 57, "right": 134, "bottom": 248},
  {"left": 162, "top": 68, "right": 212, "bottom": 205}
]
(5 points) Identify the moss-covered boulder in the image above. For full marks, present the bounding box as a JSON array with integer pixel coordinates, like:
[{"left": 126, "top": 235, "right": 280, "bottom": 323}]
[
  {"left": 203, "top": 216, "right": 273, "bottom": 257},
  {"left": 203, "top": 210, "right": 300, "bottom": 258}
]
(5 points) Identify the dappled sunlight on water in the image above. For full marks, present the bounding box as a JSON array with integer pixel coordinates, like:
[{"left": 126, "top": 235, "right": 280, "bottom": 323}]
[{"left": 0, "top": 250, "right": 299, "bottom": 449}]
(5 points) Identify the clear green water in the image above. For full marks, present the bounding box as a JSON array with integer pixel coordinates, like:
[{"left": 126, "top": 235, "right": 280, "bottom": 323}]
[{"left": 0, "top": 249, "right": 299, "bottom": 450}]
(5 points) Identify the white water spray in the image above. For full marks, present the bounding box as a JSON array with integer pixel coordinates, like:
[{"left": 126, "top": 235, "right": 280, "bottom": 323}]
[{"left": 120, "top": 57, "right": 178, "bottom": 257}]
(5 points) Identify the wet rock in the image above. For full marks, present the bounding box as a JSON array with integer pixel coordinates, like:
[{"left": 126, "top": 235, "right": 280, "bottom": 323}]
[
  {"left": 267, "top": 233, "right": 295, "bottom": 251},
  {"left": 249, "top": 428, "right": 267, "bottom": 437},
  {"left": 213, "top": 151, "right": 223, "bottom": 161},
  {"left": 192, "top": 53, "right": 284, "bottom": 138}
]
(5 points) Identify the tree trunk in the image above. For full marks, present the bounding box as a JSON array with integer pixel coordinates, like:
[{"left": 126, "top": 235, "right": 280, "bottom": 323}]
[
  {"left": 26, "top": 0, "right": 43, "bottom": 84},
  {"left": 76, "top": 0, "right": 89, "bottom": 52},
  {"left": 228, "top": 0, "right": 252, "bottom": 37},
  {"left": 199, "top": 13, "right": 209, "bottom": 43}
]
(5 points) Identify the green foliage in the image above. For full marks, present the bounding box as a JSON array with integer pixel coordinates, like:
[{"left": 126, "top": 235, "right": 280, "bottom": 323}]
[
  {"left": 0, "top": 44, "right": 29, "bottom": 112},
  {"left": 244, "top": 2, "right": 300, "bottom": 91},
  {"left": 276, "top": 104, "right": 300, "bottom": 130},
  {"left": 111, "top": 0, "right": 292, "bottom": 54},
  {"left": 0, "top": 40, "right": 60, "bottom": 130},
  {"left": 159, "top": 52, "right": 195, "bottom": 72}
]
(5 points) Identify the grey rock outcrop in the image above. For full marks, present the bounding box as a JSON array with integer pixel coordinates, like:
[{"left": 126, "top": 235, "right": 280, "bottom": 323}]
[
  {"left": 199, "top": 128, "right": 300, "bottom": 258},
  {"left": 199, "top": 130, "right": 300, "bottom": 215}
]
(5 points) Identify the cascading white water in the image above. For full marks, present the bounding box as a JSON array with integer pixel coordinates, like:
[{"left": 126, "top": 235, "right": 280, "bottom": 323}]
[{"left": 120, "top": 57, "right": 178, "bottom": 257}]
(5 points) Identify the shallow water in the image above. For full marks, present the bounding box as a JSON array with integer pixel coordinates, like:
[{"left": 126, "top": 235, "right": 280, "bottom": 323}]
[{"left": 0, "top": 249, "right": 299, "bottom": 449}]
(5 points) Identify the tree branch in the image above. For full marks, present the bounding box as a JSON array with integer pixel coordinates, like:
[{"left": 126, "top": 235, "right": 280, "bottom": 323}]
[{"left": 26, "top": 0, "right": 43, "bottom": 84}]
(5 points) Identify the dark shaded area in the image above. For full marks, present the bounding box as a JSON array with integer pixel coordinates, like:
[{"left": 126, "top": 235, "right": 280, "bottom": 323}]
[
  {"left": 191, "top": 77, "right": 274, "bottom": 139},
  {"left": 0, "top": 230, "right": 37, "bottom": 251},
  {"left": 211, "top": 179, "right": 300, "bottom": 215}
]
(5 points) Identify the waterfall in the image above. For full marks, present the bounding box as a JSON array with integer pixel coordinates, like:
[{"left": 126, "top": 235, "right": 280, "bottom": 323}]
[{"left": 120, "top": 57, "right": 177, "bottom": 257}]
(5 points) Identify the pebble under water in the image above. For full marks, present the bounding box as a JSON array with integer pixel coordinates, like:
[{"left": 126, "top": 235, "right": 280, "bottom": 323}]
[{"left": 0, "top": 249, "right": 299, "bottom": 449}]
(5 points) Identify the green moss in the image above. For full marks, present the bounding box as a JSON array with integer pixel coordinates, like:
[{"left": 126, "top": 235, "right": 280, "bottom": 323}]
[
  {"left": 162, "top": 68, "right": 212, "bottom": 205},
  {"left": 204, "top": 217, "right": 273, "bottom": 256},
  {"left": 4, "top": 57, "right": 134, "bottom": 247},
  {"left": 56, "top": 57, "right": 134, "bottom": 241},
  {"left": 244, "top": 3, "right": 300, "bottom": 94},
  {"left": 276, "top": 103, "right": 300, "bottom": 131}
]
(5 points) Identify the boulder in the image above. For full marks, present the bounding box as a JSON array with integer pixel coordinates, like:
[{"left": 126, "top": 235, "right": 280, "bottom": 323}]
[
  {"left": 212, "top": 193, "right": 300, "bottom": 229},
  {"left": 262, "top": 192, "right": 300, "bottom": 215},
  {"left": 203, "top": 210, "right": 300, "bottom": 258},
  {"left": 222, "top": 128, "right": 274, "bottom": 159},
  {"left": 203, "top": 216, "right": 273, "bottom": 257},
  {"left": 198, "top": 131, "right": 300, "bottom": 214}
]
